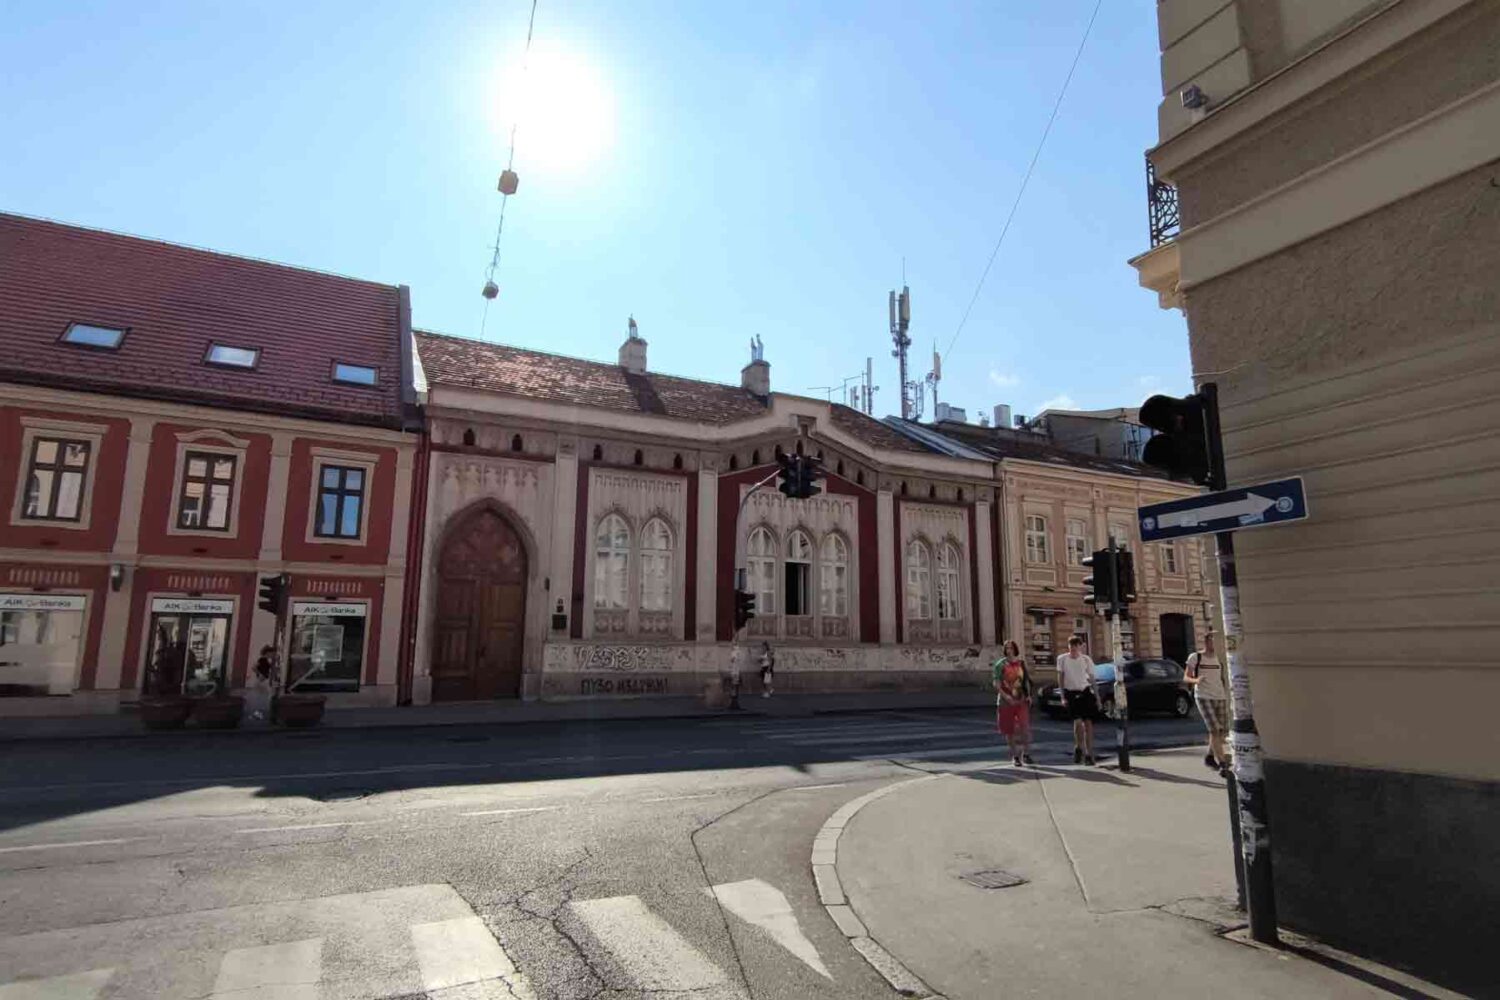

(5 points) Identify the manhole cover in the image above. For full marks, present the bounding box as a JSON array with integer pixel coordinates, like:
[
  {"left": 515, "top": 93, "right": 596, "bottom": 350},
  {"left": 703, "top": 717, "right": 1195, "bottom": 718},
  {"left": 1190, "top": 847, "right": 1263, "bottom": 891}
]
[{"left": 960, "top": 869, "right": 1028, "bottom": 890}]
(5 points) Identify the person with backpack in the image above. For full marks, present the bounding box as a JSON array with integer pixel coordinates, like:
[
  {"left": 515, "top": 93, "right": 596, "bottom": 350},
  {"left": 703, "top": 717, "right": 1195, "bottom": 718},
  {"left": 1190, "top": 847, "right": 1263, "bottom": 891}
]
[
  {"left": 994, "top": 640, "right": 1035, "bottom": 766},
  {"left": 1185, "top": 630, "right": 1230, "bottom": 775}
]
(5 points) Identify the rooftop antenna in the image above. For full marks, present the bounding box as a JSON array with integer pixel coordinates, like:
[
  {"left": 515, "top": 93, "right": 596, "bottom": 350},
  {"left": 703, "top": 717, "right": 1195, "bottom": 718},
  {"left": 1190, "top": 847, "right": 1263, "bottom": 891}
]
[{"left": 890, "top": 284, "right": 912, "bottom": 419}]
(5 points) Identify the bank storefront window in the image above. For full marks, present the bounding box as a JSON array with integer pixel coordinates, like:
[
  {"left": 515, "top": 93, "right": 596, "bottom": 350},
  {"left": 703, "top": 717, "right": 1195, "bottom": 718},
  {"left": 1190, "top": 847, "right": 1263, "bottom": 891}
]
[
  {"left": 288, "top": 601, "right": 366, "bottom": 693},
  {"left": 147, "top": 598, "right": 234, "bottom": 697},
  {"left": 0, "top": 593, "right": 86, "bottom": 696}
]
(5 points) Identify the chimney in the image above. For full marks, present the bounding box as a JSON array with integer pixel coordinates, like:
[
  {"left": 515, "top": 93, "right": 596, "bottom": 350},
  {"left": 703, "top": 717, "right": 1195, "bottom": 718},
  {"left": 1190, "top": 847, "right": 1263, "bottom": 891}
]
[
  {"left": 741, "top": 333, "right": 770, "bottom": 396},
  {"left": 619, "top": 316, "right": 647, "bottom": 374}
]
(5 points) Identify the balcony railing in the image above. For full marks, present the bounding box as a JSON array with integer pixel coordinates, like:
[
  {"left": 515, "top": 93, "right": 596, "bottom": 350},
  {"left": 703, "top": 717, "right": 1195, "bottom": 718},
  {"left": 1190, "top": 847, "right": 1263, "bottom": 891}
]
[{"left": 1146, "top": 156, "right": 1180, "bottom": 247}]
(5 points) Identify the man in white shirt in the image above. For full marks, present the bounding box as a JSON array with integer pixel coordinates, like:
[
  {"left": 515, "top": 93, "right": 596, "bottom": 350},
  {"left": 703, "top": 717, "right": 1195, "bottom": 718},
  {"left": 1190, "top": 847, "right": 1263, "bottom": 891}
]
[
  {"left": 1185, "top": 630, "right": 1230, "bottom": 775},
  {"left": 1055, "top": 636, "right": 1098, "bottom": 765}
]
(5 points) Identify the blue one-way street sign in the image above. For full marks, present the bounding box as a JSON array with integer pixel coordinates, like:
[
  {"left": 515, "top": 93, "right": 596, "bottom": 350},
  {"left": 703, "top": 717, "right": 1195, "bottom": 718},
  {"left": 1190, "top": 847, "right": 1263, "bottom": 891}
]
[{"left": 1138, "top": 476, "right": 1308, "bottom": 542}]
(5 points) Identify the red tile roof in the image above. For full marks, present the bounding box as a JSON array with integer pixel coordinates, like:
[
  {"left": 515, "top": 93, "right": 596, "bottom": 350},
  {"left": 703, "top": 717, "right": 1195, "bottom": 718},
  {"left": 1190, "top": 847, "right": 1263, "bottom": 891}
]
[
  {"left": 0, "top": 213, "right": 408, "bottom": 427},
  {"left": 416, "top": 331, "right": 772, "bottom": 425},
  {"left": 831, "top": 404, "right": 933, "bottom": 453}
]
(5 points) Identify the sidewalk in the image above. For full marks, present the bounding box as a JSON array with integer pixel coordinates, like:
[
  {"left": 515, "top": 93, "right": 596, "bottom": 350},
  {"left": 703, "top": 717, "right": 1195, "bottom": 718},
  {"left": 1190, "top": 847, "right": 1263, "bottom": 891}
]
[
  {"left": 834, "top": 747, "right": 1455, "bottom": 1000},
  {"left": 0, "top": 687, "right": 993, "bottom": 742}
]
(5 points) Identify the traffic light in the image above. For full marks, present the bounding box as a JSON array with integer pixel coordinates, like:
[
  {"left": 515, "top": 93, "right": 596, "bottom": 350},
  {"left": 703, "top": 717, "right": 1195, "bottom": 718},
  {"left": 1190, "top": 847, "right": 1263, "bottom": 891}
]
[
  {"left": 1139, "top": 393, "right": 1217, "bottom": 488},
  {"left": 776, "top": 453, "right": 825, "bottom": 500},
  {"left": 733, "top": 589, "right": 757, "bottom": 630},
  {"left": 1117, "top": 551, "right": 1137, "bottom": 605},
  {"left": 1081, "top": 550, "right": 1116, "bottom": 611},
  {"left": 257, "top": 573, "right": 289, "bottom": 615}
]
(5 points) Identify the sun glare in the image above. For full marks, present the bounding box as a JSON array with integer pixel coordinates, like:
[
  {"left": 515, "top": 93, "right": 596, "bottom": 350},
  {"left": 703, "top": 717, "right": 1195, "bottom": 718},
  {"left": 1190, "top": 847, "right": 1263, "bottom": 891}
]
[{"left": 493, "top": 44, "right": 616, "bottom": 175}]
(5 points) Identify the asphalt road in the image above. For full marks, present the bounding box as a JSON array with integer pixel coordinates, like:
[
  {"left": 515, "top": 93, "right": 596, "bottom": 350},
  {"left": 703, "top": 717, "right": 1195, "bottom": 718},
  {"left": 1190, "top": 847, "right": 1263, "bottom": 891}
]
[{"left": 0, "top": 708, "right": 1202, "bottom": 1000}]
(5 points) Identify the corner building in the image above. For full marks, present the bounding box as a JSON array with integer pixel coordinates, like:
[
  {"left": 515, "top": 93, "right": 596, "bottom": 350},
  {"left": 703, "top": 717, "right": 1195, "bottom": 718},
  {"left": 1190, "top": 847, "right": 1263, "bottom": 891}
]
[{"left": 0, "top": 214, "right": 420, "bottom": 715}]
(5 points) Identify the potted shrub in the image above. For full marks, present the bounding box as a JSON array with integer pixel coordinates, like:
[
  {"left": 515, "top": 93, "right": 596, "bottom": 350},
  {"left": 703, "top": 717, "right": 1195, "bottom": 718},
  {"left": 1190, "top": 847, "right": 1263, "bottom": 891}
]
[
  {"left": 139, "top": 639, "right": 192, "bottom": 731},
  {"left": 191, "top": 676, "right": 244, "bottom": 730}
]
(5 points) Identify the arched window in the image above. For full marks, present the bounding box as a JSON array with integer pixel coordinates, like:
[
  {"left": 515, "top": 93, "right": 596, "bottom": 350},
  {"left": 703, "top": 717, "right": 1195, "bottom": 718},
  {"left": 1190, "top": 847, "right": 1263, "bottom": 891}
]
[
  {"left": 592, "top": 444, "right": 603, "bottom": 461},
  {"left": 510, "top": 434, "right": 523, "bottom": 452},
  {"left": 633, "top": 449, "right": 644, "bottom": 466},
  {"left": 905, "top": 540, "right": 932, "bottom": 620},
  {"left": 462, "top": 428, "right": 476, "bottom": 447},
  {"left": 748, "top": 527, "right": 776, "bottom": 615},
  {"left": 819, "top": 534, "right": 848, "bottom": 617},
  {"left": 729, "top": 455, "right": 739, "bottom": 471},
  {"left": 1025, "top": 515, "right": 1050, "bottom": 564},
  {"left": 594, "top": 514, "right": 630, "bottom": 610},
  {"left": 673, "top": 453, "right": 683, "bottom": 470},
  {"left": 936, "top": 543, "right": 962, "bottom": 621},
  {"left": 785, "top": 530, "right": 813, "bottom": 616},
  {"left": 639, "top": 518, "right": 673, "bottom": 611}
]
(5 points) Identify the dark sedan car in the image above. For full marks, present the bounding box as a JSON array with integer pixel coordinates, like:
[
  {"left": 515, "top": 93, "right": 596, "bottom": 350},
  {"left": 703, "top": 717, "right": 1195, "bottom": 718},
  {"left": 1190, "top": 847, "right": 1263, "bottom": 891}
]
[{"left": 1036, "top": 658, "right": 1193, "bottom": 719}]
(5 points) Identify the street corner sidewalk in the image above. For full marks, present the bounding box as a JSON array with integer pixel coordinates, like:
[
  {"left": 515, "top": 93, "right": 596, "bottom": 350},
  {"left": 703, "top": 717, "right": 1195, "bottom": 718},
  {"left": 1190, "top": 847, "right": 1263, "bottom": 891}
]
[{"left": 831, "top": 748, "right": 1397, "bottom": 1000}]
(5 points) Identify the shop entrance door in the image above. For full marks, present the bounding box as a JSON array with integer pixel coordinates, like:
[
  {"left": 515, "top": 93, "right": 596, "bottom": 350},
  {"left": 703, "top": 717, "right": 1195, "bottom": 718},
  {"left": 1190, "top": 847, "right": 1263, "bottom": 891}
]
[
  {"left": 1160, "top": 613, "right": 1194, "bottom": 666},
  {"left": 147, "top": 604, "right": 233, "bottom": 696},
  {"left": 432, "top": 507, "right": 527, "bottom": 700}
]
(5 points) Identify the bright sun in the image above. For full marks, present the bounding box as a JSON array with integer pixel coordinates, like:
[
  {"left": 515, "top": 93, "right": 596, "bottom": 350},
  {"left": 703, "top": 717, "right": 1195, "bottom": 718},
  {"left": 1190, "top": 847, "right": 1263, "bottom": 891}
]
[{"left": 493, "top": 44, "right": 616, "bottom": 175}]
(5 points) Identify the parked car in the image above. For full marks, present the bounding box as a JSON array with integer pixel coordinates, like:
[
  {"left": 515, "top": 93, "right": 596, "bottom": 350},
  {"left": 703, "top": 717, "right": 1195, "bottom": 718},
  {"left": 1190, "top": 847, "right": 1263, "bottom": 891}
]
[{"left": 1036, "top": 658, "right": 1193, "bottom": 719}]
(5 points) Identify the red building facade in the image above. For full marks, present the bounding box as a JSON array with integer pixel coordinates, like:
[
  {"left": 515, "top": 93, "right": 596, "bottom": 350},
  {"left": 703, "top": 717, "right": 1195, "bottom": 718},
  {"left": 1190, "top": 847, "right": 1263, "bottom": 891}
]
[{"left": 0, "top": 214, "right": 419, "bottom": 715}]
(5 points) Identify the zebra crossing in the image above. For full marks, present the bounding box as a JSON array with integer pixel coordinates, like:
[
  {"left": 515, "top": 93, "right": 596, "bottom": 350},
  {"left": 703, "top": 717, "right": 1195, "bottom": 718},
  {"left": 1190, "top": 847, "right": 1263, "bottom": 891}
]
[{"left": 0, "top": 878, "right": 830, "bottom": 999}]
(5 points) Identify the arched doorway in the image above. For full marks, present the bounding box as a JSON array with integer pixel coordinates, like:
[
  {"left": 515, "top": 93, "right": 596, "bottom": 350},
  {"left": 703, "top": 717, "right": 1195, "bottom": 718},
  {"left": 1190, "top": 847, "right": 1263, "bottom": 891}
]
[{"left": 432, "top": 506, "right": 527, "bottom": 700}]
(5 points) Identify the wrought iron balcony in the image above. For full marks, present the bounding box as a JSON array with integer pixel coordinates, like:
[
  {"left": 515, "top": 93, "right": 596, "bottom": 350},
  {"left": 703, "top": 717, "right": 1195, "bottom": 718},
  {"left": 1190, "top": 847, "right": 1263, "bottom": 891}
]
[{"left": 1146, "top": 156, "right": 1179, "bottom": 247}]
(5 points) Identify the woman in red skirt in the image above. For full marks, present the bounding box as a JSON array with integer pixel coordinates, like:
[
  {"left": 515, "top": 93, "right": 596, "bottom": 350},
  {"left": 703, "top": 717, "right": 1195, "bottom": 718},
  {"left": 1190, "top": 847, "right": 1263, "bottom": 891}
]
[{"left": 994, "top": 640, "right": 1035, "bottom": 766}]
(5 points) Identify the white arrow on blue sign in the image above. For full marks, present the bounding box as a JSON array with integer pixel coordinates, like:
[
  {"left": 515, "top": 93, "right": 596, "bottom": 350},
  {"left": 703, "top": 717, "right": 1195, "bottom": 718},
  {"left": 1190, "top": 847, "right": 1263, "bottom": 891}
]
[{"left": 1138, "top": 476, "right": 1308, "bottom": 542}]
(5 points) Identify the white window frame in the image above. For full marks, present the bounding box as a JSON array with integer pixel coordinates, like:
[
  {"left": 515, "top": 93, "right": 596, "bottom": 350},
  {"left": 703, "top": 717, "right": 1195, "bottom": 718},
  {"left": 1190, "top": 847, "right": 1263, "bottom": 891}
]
[
  {"left": 747, "top": 526, "right": 777, "bottom": 617},
  {"left": 10, "top": 417, "right": 106, "bottom": 531},
  {"left": 936, "top": 542, "right": 962, "bottom": 621},
  {"left": 784, "top": 529, "right": 813, "bottom": 618},
  {"left": 1065, "top": 518, "right": 1089, "bottom": 566},
  {"left": 304, "top": 447, "right": 377, "bottom": 546},
  {"left": 167, "top": 430, "right": 250, "bottom": 538},
  {"left": 594, "top": 513, "right": 632, "bottom": 611},
  {"left": 638, "top": 517, "right": 673, "bottom": 612},
  {"left": 818, "top": 533, "right": 849, "bottom": 618},
  {"left": 1025, "top": 514, "right": 1050, "bottom": 564},
  {"left": 905, "top": 539, "right": 933, "bottom": 620}
]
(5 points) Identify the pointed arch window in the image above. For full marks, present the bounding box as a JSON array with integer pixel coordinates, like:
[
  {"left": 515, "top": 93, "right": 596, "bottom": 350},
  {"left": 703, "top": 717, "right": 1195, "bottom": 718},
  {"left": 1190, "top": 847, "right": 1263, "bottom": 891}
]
[
  {"left": 905, "top": 540, "right": 932, "bottom": 620},
  {"left": 748, "top": 527, "right": 777, "bottom": 615},
  {"left": 594, "top": 514, "right": 630, "bottom": 610},
  {"left": 936, "top": 543, "right": 962, "bottom": 621},
  {"left": 639, "top": 518, "right": 673, "bottom": 612},
  {"left": 819, "top": 534, "right": 848, "bottom": 617},
  {"left": 785, "top": 529, "right": 813, "bottom": 616}
]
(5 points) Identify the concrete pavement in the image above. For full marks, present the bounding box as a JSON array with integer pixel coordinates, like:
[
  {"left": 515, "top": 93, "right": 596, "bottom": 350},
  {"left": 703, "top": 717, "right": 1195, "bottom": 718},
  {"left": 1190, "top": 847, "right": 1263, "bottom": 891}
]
[{"left": 834, "top": 747, "right": 1438, "bottom": 999}]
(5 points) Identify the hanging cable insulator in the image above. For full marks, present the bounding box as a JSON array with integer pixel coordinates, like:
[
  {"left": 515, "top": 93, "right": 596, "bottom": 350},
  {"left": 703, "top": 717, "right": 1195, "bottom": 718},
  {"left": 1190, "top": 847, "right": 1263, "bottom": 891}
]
[
  {"left": 482, "top": 280, "right": 499, "bottom": 300},
  {"left": 497, "top": 170, "right": 520, "bottom": 196}
]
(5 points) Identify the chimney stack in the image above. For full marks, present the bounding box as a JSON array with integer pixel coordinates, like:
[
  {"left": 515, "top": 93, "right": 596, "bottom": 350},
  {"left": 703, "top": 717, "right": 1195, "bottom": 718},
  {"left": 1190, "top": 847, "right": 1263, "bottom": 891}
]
[
  {"left": 742, "top": 334, "right": 770, "bottom": 397},
  {"left": 619, "top": 316, "right": 647, "bottom": 374}
]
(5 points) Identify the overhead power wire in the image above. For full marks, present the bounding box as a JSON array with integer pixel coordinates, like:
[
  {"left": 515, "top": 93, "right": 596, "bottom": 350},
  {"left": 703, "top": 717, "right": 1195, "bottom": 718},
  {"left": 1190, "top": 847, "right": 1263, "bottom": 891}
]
[
  {"left": 942, "top": 0, "right": 1103, "bottom": 362},
  {"left": 480, "top": 0, "right": 540, "bottom": 341}
]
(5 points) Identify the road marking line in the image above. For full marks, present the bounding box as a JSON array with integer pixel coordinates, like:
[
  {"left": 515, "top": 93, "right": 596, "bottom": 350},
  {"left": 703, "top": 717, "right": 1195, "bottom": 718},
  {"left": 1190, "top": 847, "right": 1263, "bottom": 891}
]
[
  {"left": 0, "top": 838, "right": 136, "bottom": 854},
  {"left": 641, "top": 794, "right": 718, "bottom": 803},
  {"left": 0, "top": 762, "right": 494, "bottom": 793},
  {"left": 789, "top": 782, "right": 849, "bottom": 791},
  {"left": 460, "top": 806, "right": 560, "bottom": 817},
  {"left": 706, "top": 879, "right": 831, "bottom": 979},
  {"left": 235, "top": 821, "right": 375, "bottom": 834},
  {"left": 0, "top": 968, "right": 113, "bottom": 999},
  {"left": 781, "top": 730, "right": 988, "bottom": 746},
  {"left": 211, "top": 937, "right": 322, "bottom": 1000},
  {"left": 411, "top": 916, "right": 537, "bottom": 999},
  {"left": 569, "top": 895, "right": 730, "bottom": 992}
]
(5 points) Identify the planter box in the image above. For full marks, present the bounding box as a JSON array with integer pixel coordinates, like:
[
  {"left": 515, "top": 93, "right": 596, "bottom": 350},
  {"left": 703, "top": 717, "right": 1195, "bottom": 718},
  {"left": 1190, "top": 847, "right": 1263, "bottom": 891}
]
[
  {"left": 193, "top": 696, "right": 244, "bottom": 730},
  {"left": 139, "top": 697, "right": 193, "bottom": 731},
  {"left": 273, "top": 694, "right": 327, "bottom": 728}
]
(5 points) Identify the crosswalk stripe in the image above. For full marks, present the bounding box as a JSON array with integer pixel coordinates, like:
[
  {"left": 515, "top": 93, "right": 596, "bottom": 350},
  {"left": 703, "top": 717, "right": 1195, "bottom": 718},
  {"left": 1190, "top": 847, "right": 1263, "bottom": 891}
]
[
  {"left": 570, "top": 895, "right": 731, "bottom": 993},
  {"left": 411, "top": 916, "right": 536, "bottom": 1000},
  {"left": 772, "top": 729, "right": 989, "bottom": 747},
  {"left": 707, "top": 879, "right": 831, "bottom": 979},
  {"left": 211, "top": 938, "right": 322, "bottom": 1000},
  {"left": 0, "top": 969, "right": 113, "bottom": 1000}
]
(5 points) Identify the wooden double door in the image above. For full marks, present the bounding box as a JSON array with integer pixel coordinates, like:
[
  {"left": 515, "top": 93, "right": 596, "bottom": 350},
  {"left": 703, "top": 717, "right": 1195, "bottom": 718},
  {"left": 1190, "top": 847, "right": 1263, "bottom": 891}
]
[{"left": 432, "top": 507, "right": 527, "bottom": 701}]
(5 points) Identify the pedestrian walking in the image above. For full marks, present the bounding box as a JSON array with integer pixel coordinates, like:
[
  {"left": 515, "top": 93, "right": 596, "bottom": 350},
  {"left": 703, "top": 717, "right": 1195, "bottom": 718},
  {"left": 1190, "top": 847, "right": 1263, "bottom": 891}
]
[
  {"left": 1056, "top": 636, "right": 1099, "bottom": 765},
  {"left": 758, "top": 642, "right": 775, "bottom": 698},
  {"left": 994, "top": 640, "right": 1035, "bottom": 766},
  {"left": 1185, "top": 630, "right": 1230, "bottom": 775},
  {"left": 248, "top": 644, "right": 277, "bottom": 724}
]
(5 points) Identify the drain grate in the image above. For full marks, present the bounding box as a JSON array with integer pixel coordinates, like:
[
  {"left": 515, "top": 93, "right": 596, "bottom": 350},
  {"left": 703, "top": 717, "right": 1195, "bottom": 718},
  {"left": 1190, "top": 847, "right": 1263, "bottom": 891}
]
[{"left": 960, "top": 869, "right": 1028, "bottom": 890}]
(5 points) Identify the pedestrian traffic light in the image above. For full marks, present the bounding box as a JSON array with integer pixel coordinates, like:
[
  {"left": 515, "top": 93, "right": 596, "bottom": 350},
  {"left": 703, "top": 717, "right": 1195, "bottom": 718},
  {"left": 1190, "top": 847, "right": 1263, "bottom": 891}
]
[
  {"left": 733, "top": 589, "right": 757, "bottom": 630},
  {"left": 1139, "top": 393, "right": 1217, "bottom": 488},
  {"left": 1117, "top": 551, "right": 1138, "bottom": 605},
  {"left": 257, "top": 573, "right": 289, "bottom": 615},
  {"left": 1081, "top": 550, "right": 1116, "bottom": 611}
]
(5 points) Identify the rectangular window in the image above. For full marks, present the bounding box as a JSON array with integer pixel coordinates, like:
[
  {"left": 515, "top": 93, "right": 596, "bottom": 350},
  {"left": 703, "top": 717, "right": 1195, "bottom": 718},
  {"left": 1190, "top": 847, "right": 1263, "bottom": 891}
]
[
  {"left": 177, "top": 451, "right": 237, "bottom": 531},
  {"left": 22, "top": 437, "right": 91, "bottom": 522},
  {"left": 333, "top": 363, "right": 378, "bottom": 385},
  {"left": 784, "top": 561, "right": 811, "bottom": 616},
  {"left": 61, "top": 323, "right": 126, "bottom": 350},
  {"left": 205, "top": 343, "right": 260, "bottom": 368},
  {"left": 287, "top": 602, "right": 366, "bottom": 693},
  {"left": 1066, "top": 518, "right": 1089, "bottom": 566},
  {"left": 314, "top": 465, "right": 366, "bottom": 539},
  {"left": 1162, "top": 542, "right": 1179, "bottom": 574},
  {"left": 1025, "top": 515, "right": 1049, "bottom": 564},
  {"left": 1, "top": 598, "right": 86, "bottom": 697}
]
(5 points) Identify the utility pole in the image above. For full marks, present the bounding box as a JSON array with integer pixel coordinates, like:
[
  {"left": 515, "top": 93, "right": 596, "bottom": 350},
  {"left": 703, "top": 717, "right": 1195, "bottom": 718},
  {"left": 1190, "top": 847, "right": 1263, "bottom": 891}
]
[
  {"left": 1107, "top": 536, "right": 1131, "bottom": 773},
  {"left": 889, "top": 287, "right": 911, "bottom": 419}
]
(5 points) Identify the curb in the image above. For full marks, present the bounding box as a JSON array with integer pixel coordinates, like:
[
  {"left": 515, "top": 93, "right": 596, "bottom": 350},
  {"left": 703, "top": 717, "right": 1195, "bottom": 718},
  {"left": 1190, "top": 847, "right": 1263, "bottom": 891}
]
[{"left": 809, "top": 774, "right": 946, "bottom": 1000}]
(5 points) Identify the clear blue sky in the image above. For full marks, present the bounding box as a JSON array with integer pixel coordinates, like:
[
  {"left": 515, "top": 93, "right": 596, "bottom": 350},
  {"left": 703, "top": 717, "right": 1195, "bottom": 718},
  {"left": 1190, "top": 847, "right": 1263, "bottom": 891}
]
[{"left": 1, "top": 0, "right": 1189, "bottom": 422}]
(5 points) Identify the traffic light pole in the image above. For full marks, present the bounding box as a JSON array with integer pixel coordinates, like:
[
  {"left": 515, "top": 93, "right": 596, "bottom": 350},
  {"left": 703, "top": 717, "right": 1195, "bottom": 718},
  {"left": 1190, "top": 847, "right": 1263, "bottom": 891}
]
[
  {"left": 730, "top": 469, "right": 782, "bottom": 710},
  {"left": 1107, "top": 536, "right": 1130, "bottom": 773},
  {"left": 1203, "top": 382, "right": 1279, "bottom": 945}
]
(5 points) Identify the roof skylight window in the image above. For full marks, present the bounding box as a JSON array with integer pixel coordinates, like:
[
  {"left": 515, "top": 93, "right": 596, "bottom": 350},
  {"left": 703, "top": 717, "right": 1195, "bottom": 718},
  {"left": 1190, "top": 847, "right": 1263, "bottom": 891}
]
[
  {"left": 205, "top": 343, "right": 260, "bottom": 369},
  {"left": 61, "top": 323, "right": 126, "bottom": 349},
  {"left": 333, "top": 362, "right": 378, "bottom": 386}
]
